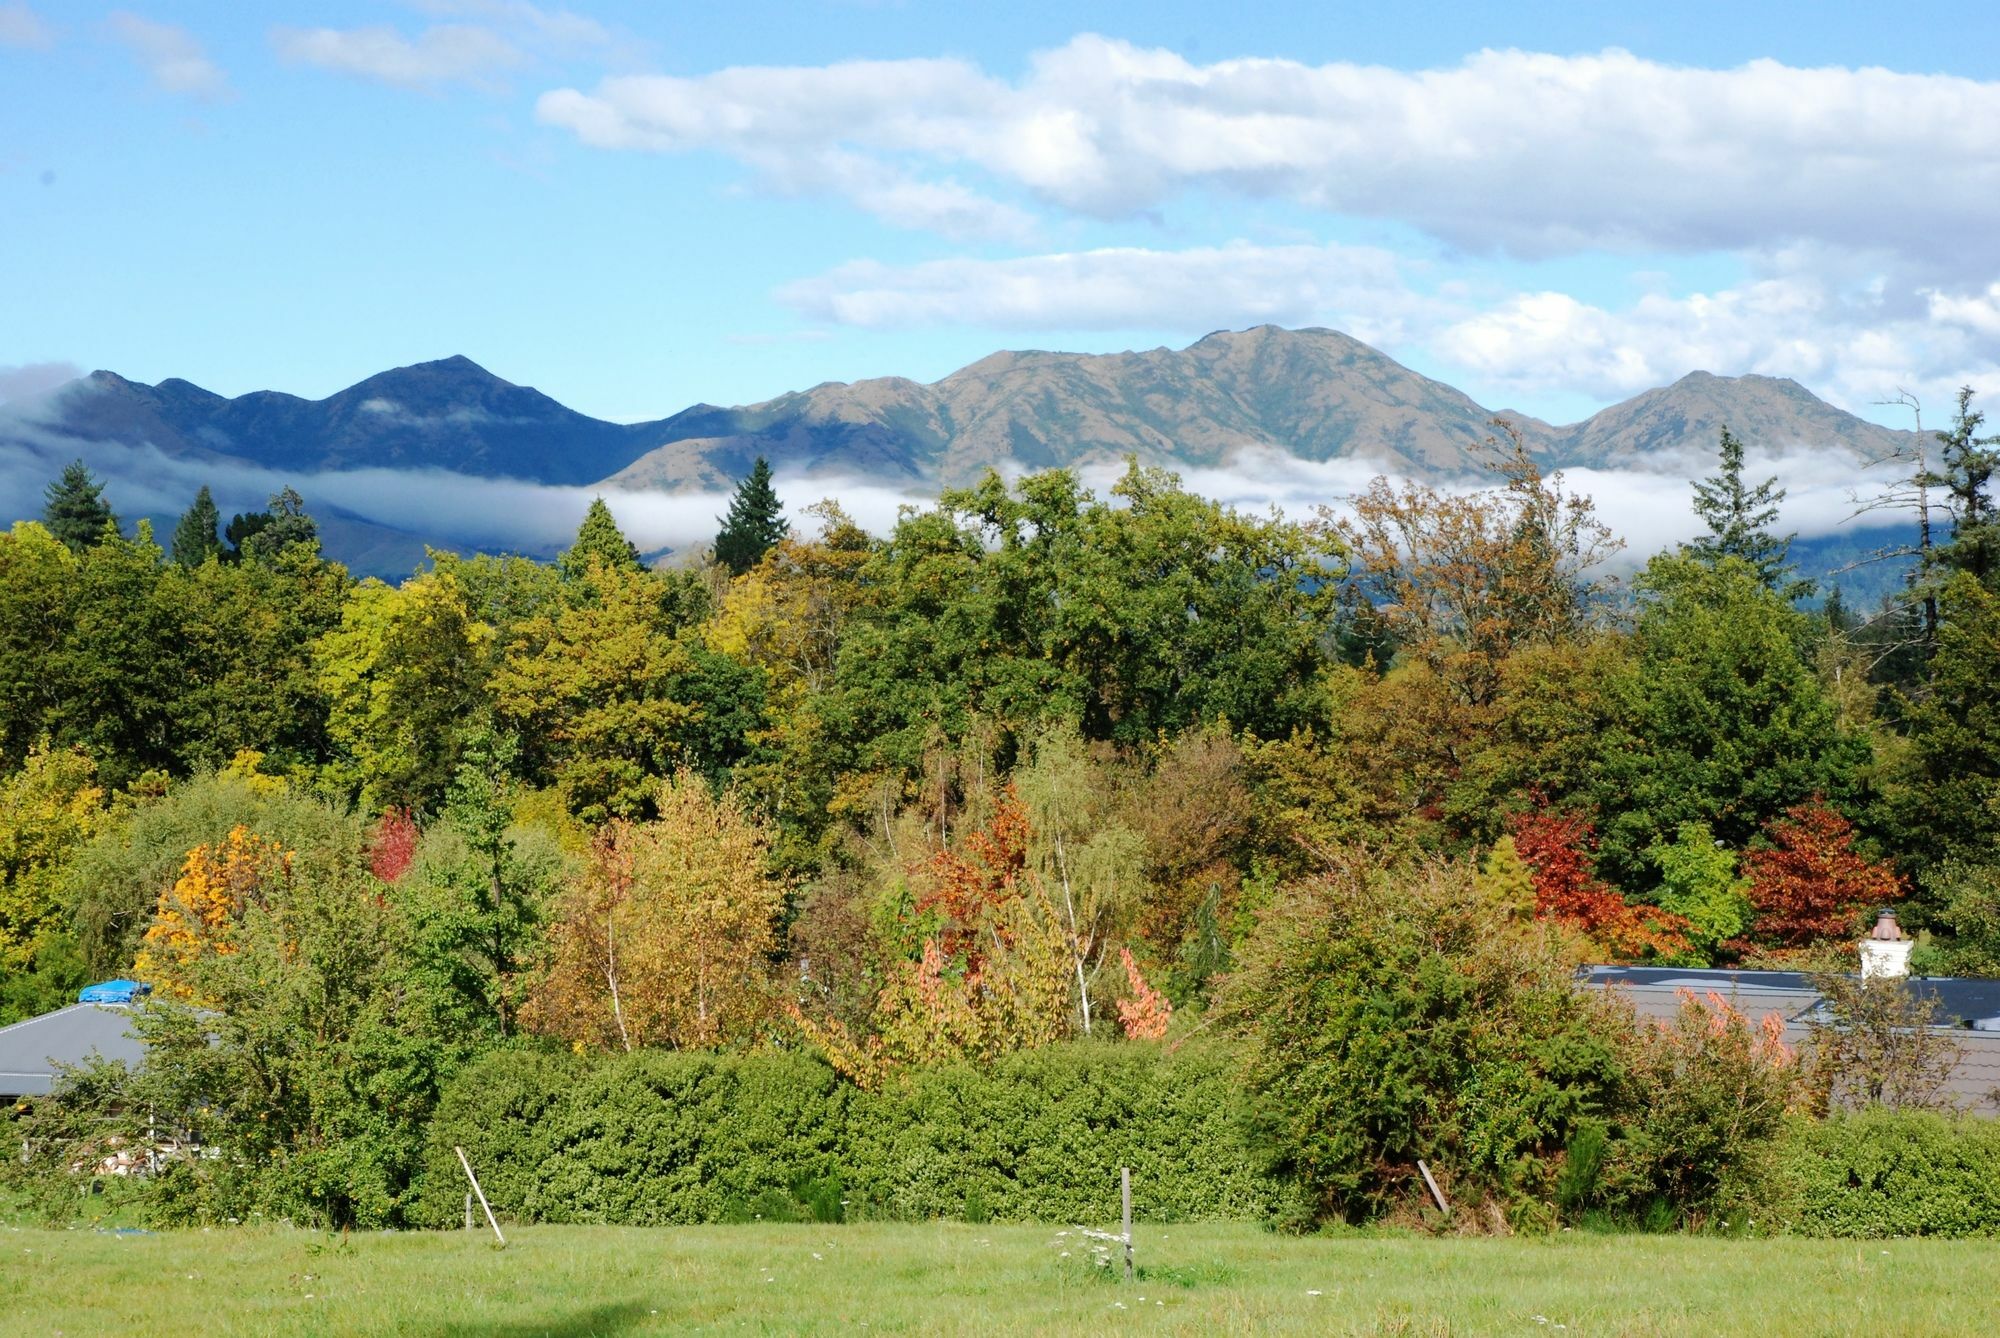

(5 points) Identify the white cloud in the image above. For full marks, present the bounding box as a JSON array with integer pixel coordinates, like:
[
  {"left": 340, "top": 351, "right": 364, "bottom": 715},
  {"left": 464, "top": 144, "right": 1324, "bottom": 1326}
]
[
  {"left": 778, "top": 240, "right": 1426, "bottom": 339},
  {"left": 0, "top": 361, "right": 78, "bottom": 405},
  {"left": 1434, "top": 273, "right": 2000, "bottom": 413},
  {"left": 535, "top": 36, "right": 2000, "bottom": 275},
  {"left": 273, "top": 23, "right": 524, "bottom": 90},
  {"left": 0, "top": 3, "right": 50, "bottom": 49},
  {"left": 408, "top": 1, "right": 611, "bottom": 51},
  {"left": 106, "top": 12, "right": 227, "bottom": 99}
]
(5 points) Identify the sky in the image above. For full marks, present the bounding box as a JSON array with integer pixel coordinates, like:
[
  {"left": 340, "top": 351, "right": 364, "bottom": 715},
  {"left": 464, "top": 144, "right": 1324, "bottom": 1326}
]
[{"left": 5, "top": 1, "right": 2000, "bottom": 433}]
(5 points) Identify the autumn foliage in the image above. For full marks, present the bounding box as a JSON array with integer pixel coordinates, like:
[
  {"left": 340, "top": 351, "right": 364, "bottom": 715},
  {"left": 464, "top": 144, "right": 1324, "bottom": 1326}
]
[
  {"left": 135, "top": 825, "right": 293, "bottom": 998},
  {"left": 1742, "top": 800, "right": 1902, "bottom": 948},
  {"left": 1510, "top": 808, "right": 1688, "bottom": 960},
  {"left": 368, "top": 808, "right": 420, "bottom": 884},
  {"left": 1115, "top": 947, "right": 1172, "bottom": 1040},
  {"left": 914, "top": 789, "right": 1030, "bottom": 969}
]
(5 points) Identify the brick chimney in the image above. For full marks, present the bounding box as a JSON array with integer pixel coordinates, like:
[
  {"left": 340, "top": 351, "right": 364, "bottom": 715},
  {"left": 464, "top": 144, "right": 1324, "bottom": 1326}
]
[{"left": 1859, "top": 908, "right": 1912, "bottom": 980}]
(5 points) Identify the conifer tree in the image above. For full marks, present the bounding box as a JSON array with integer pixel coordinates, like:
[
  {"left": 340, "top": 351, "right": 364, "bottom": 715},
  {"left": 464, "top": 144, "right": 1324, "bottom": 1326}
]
[
  {"left": 170, "top": 485, "right": 222, "bottom": 567},
  {"left": 1686, "top": 427, "right": 1809, "bottom": 597},
  {"left": 558, "top": 498, "right": 642, "bottom": 579},
  {"left": 241, "top": 487, "right": 318, "bottom": 563},
  {"left": 713, "top": 457, "right": 786, "bottom": 575},
  {"left": 41, "top": 460, "right": 117, "bottom": 553},
  {"left": 1930, "top": 386, "right": 2000, "bottom": 587}
]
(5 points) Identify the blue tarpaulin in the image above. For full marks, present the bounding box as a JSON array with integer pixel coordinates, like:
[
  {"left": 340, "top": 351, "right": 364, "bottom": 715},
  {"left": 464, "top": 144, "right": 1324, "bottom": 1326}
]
[{"left": 78, "top": 979, "right": 152, "bottom": 1004}]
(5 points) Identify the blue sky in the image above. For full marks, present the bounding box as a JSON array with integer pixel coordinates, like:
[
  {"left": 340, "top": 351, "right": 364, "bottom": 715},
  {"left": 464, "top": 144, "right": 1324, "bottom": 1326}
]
[{"left": 5, "top": 1, "right": 2000, "bottom": 427}]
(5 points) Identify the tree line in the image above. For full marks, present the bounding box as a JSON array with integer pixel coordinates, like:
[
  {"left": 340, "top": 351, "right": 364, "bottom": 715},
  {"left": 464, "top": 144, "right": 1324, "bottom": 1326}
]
[{"left": 3, "top": 395, "right": 1998, "bottom": 1228}]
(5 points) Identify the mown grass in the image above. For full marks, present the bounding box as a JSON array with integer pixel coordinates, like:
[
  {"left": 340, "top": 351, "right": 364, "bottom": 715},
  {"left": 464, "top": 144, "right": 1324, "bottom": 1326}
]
[{"left": 4, "top": 1221, "right": 1996, "bottom": 1336}]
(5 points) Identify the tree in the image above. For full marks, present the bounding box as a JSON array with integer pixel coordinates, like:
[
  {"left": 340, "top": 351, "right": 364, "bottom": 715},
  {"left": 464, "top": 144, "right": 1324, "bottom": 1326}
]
[
  {"left": 1896, "top": 573, "right": 2000, "bottom": 864},
  {"left": 314, "top": 571, "right": 496, "bottom": 812},
  {"left": 1742, "top": 800, "right": 1902, "bottom": 950},
  {"left": 1800, "top": 973, "right": 1960, "bottom": 1113},
  {"left": 240, "top": 486, "right": 318, "bottom": 563},
  {"left": 558, "top": 498, "right": 642, "bottom": 580},
  {"left": 1649, "top": 821, "right": 1750, "bottom": 964},
  {"left": 0, "top": 744, "right": 103, "bottom": 975},
  {"left": 1597, "top": 554, "right": 1868, "bottom": 882},
  {"left": 41, "top": 460, "right": 116, "bottom": 553},
  {"left": 1510, "top": 808, "right": 1688, "bottom": 961},
  {"left": 1336, "top": 426, "right": 1619, "bottom": 707},
  {"left": 713, "top": 457, "right": 787, "bottom": 575},
  {"left": 1929, "top": 386, "right": 2000, "bottom": 587},
  {"left": 0, "top": 522, "right": 76, "bottom": 770},
  {"left": 133, "top": 825, "right": 293, "bottom": 1000},
  {"left": 1685, "top": 426, "right": 1809, "bottom": 598},
  {"left": 528, "top": 773, "right": 782, "bottom": 1050},
  {"left": 170, "top": 485, "right": 222, "bottom": 567}
]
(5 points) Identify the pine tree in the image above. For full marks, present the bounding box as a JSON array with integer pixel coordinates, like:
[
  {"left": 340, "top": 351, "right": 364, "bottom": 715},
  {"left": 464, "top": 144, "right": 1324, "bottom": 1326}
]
[
  {"left": 1686, "top": 427, "right": 1810, "bottom": 597},
  {"left": 1929, "top": 386, "right": 2000, "bottom": 587},
  {"left": 41, "top": 460, "right": 117, "bottom": 553},
  {"left": 170, "top": 485, "right": 222, "bottom": 566},
  {"left": 558, "top": 498, "right": 642, "bottom": 580},
  {"left": 713, "top": 457, "right": 786, "bottom": 575}
]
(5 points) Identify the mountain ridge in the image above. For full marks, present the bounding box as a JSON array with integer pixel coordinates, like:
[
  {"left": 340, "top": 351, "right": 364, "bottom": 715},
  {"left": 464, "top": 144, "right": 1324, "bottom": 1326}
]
[{"left": 7, "top": 327, "right": 1916, "bottom": 501}]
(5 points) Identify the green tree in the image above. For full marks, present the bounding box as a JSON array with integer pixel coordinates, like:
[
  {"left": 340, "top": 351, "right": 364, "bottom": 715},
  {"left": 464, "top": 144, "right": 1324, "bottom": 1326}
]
[
  {"left": 558, "top": 498, "right": 642, "bottom": 580},
  {"left": 314, "top": 571, "right": 496, "bottom": 812},
  {"left": 170, "top": 485, "right": 222, "bottom": 567},
  {"left": 0, "top": 744, "right": 103, "bottom": 977},
  {"left": 432, "top": 729, "right": 548, "bottom": 1035},
  {"left": 46, "top": 522, "right": 185, "bottom": 786},
  {"left": 1685, "top": 426, "right": 1809, "bottom": 597},
  {"left": 0, "top": 522, "right": 76, "bottom": 769},
  {"left": 1895, "top": 572, "right": 2000, "bottom": 864},
  {"left": 1649, "top": 821, "right": 1751, "bottom": 964},
  {"left": 240, "top": 486, "right": 318, "bottom": 563},
  {"left": 41, "top": 460, "right": 117, "bottom": 553},
  {"left": 713, "top": 457, "right": 787, "bottom": 575},
  {"left": 1598, "top": 554, "right": 1868, "bottom": 885},
  {"left": 1929, "top": 386, "right": 2000, "bottom": 587}
]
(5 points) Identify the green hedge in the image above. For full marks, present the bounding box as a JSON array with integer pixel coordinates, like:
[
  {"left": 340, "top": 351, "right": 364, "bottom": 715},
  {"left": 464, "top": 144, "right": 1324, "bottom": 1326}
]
[
  {"left": 419, "top": 1041, "right": 1278, "bottom": 1226},
  {"left": 1765, "top": 1110, "right": 2000, "bottom": 1238}
]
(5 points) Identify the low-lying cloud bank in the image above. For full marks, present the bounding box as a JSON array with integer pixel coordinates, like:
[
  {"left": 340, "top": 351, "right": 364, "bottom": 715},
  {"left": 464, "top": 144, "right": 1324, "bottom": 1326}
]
[{"left": 3, "top": 407, "right": 1910, "bottom": 581}]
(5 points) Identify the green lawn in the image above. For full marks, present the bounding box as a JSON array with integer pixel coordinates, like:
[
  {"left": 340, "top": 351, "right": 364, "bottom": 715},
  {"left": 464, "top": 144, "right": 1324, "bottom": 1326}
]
[{"left": 3, "top": 1221, "right": 1994, "bottom": 1336}]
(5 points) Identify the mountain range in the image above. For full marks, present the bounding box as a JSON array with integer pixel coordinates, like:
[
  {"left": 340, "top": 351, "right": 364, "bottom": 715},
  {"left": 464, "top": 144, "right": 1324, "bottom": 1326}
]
[{"left": 0, "top": 326, "right": 1917, "bottom": 574}]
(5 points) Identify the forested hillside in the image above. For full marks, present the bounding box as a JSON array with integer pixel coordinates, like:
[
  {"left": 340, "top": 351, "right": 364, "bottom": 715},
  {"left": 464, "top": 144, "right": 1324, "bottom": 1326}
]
[{"left": 3, "top": 393, "right": 1996, "bottom": 1232}]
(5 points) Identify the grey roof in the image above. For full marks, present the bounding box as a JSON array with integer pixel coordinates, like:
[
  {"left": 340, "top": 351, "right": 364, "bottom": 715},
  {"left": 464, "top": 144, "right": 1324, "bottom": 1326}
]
[
  {"left": 0, "top": 1004, "right": 148, "bottom": 1099},
  {"left": 1584, "top": 965, "right": 2000, "bottom": 1114}
]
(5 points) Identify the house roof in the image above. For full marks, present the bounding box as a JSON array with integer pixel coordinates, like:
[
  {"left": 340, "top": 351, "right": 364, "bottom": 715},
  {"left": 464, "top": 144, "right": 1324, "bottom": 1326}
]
[
  {"left": 0, "top": 1004, "right": 148, "bottom": 1100},
  {"left": 1584, "top": 965, "right": 2000, "bottom": 1113}
]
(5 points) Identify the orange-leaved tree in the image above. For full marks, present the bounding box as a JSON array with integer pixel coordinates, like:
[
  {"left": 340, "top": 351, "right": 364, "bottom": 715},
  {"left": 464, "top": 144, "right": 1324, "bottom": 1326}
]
[
  {"left": 1742, "top": 800, "right": 1902, "bottom": 948},
  {"left": 1510, "top": 808, "right": 1688, "bottom": 961},
  {"left": 1115, "top": 947, "right": 1172, "bottom": 1040},
  {"left": 134, "top": 825, "right": 293, "bottom": 998}
]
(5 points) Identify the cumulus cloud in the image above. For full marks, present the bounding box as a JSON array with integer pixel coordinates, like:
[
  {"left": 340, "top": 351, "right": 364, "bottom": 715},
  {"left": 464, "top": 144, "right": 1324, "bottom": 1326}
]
[
  {"left": 534, "top": 35, "right": 2000, "bottom": 275},
  {"left": 778, "top": 240, "right": 1427, "bottom": 338},
  {"left": 1434, "top": 272, "right": 2000, "bottom": 413},
  {"left": 106, "top": 12, "right": 228, "bottom": 99},
  {"left": 272, "top": 23, "right": 525, "bottom": 90},
  {"left": 0, "top": 3, "right": 51, "bottom": 48}
]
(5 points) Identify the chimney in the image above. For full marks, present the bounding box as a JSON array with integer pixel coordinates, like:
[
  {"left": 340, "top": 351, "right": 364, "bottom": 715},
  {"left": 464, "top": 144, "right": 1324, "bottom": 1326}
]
[{"left": 1858, "top": 908, "right": 1912, "bottom": 981}]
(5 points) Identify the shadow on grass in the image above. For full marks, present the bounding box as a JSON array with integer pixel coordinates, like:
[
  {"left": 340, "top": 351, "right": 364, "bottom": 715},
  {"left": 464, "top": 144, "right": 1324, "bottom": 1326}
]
[{"left": 425, "top": 1299, "right": 655, "bottom": 1338}]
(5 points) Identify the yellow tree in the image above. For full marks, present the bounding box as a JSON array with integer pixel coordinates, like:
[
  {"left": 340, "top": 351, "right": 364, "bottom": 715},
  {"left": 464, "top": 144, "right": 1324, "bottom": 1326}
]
[
  {"left": 528, "top": 774, "right": 782, "bottom": 1049},
  {"left": 134, "top": 825, "right": 292, "bottom": 998},
  {"left": 0, "top": 743, "right": 103, "bottom": 971}
]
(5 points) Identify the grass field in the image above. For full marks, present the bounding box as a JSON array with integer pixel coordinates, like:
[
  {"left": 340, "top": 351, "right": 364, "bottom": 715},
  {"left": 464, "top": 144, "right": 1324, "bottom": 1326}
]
[{"left": 4, "top": 1221, "right": 1995, "bottom": 1336}]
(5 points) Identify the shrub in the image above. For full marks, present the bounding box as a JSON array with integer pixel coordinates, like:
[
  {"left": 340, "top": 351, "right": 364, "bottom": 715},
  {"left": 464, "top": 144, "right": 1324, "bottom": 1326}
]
[
  {"left": 1218, "top": 855, "right": 1630, "bottom": 1230},
  {"left": 414, "top": 1044, "right": 585, "bottom": 1228},
  {"left": 1764, "top": 1109, "right": 2000, "bottom": 1237},
  {"left": 527, "top": 1050, "right": 849, "bottom": 1225},
  {"left": 419, "top": 1039, "right": 1273, "bottom": 1226}
]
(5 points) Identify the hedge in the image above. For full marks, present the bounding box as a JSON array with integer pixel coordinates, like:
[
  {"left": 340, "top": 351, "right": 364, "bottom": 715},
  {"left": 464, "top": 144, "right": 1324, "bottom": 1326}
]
[
  {"left": 418, "top": 1041, "right": 1279, "bottom": 1226},
  {"left": 1764, "top": 1109, "right": 2000, "bottom": 1238}
]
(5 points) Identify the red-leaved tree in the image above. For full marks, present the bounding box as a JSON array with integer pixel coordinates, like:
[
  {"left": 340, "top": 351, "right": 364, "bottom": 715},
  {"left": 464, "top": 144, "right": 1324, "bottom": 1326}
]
[
  {"left": 368, "top": 808, "right": 420, "bottom": 884},
  {"left": 914, "top": 789, "right": 1030, "bottom": 972},
  {"left": 1114, "top": 947, "right": 1172, "bottom": 1041},
  {"left": 1509, "top": 808, "right": 1688, "bottom": 961},
  {"left": 1742, "top": 800, "right": 1902, "bottom": 948}
]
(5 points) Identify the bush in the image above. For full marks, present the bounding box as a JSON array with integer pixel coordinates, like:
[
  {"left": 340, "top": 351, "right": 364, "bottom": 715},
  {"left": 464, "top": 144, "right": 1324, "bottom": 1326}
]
[
  {"left": 414, "top": 1044, "right": 586, "bottom": 1228},
  {"left": 1764, "top": 1109, "right": 2000, "bottom": 1237},
  {"left": 419, "top": 1039, "right": 1273, "bottom": 1226},
  {"left": 848, "top": 1041, "right": 1278, "bottom": 1223}
]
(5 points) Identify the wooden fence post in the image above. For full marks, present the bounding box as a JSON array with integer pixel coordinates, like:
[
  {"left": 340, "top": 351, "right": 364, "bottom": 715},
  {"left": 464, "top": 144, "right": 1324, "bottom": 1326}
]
[{"left": 1121, "top": 1166, "right": 1133, "bottom": 1283}]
